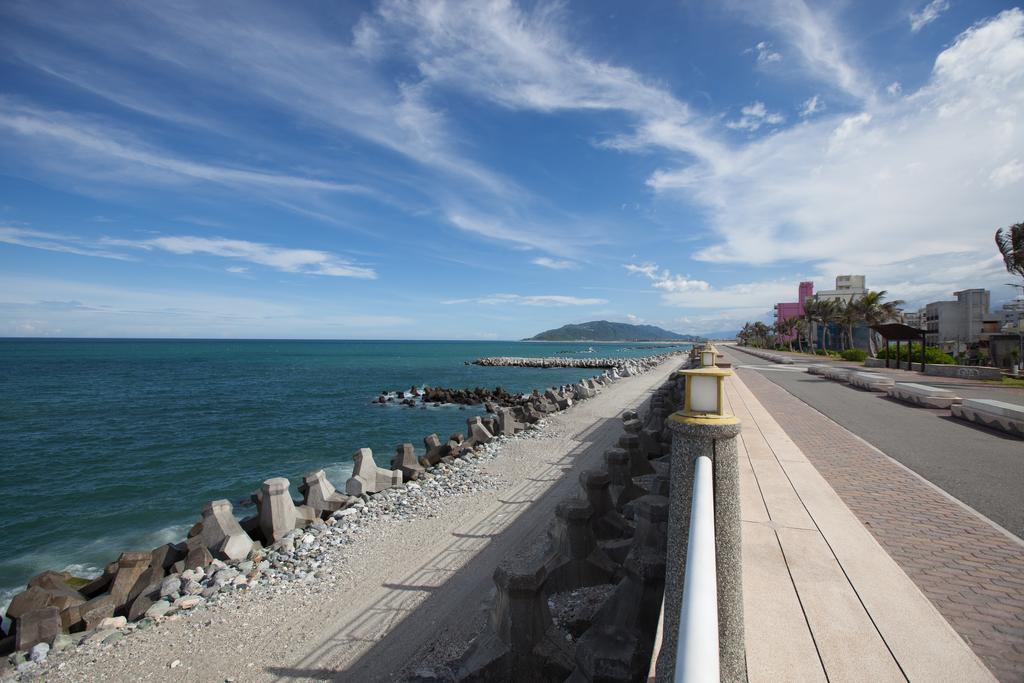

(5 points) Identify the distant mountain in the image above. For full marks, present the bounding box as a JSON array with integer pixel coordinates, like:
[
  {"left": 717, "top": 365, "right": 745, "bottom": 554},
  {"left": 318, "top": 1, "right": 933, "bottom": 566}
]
[
  {"left": 525, "top": 320, "right": 703, "bottom": 342},
  {"left": 698, "top": 330, "right": 740, "bottom": 341}
]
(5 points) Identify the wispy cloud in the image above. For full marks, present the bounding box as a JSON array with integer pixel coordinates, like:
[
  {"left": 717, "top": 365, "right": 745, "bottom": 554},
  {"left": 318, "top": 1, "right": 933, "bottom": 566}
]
[
  {"left": 1, "top": 227, "right": 377, "bottom": 279},
  {"left": 748, "top": 40, "right": 782, "bottom": 64},
  {"left": 0, "top": 275, "right": 410, "bottom": 338},
  {"left": 0, "top": 226, "right": 133, "bottom": 261},
  {"left": 624, "top": 262, "right": 711, "bottom": 294},
  {"left": 0, "top": 101, "right": 367, "bottom": 195},
  {"left": 727, "top": 0, "right": 873, "bottom": 102},
  {"left": 441, "top": 294, "right": 608, "bottom": 306},
  {"left": 726, "top": 101, "right": 785, "bottom": 132},
  {"left": 910, "top": 0, "right": 951, "bottom": 33},
  {"left": 647, "top": 9, "right": 1024, "bottom": 291},
  {"left": 531, "top": 257, "right": 577, "bottom": 270},
  {"left": 799, "top": 94, "right": 824, "bottom": 117}
]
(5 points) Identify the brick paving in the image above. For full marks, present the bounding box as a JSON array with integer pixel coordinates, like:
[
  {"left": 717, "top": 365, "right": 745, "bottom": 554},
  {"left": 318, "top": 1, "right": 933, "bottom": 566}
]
[{"left": 733, "top": 362, "right": 1024, "bottom": 682}]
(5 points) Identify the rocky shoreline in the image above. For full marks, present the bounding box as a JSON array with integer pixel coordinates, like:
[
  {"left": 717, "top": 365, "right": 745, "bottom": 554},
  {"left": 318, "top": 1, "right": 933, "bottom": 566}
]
[
  {"left": 469, "top": 353, "right": 681, "bottom": 369},
  {"left": 0, "top": 357, "right": 671, "bottom": 681}
]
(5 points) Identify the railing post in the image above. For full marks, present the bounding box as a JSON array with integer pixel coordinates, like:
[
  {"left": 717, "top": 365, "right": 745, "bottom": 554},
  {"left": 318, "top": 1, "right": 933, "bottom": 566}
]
[{"left": 657, "top": 391, "right": 745, "bottom": 682}]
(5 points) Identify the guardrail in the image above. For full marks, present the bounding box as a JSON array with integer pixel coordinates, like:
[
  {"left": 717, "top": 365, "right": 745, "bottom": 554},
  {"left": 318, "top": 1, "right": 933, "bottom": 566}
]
[{"left": 674, "top": 454, "right": 720, "bottom": 683}]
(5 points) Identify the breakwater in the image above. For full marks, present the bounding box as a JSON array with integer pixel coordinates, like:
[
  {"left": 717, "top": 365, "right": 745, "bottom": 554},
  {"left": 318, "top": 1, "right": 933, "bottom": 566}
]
[
  {"left": 0, "top": 360, "right": 670, "bottom": 672},
  {"left": 470, "top": 352, "right": 682, "bottom": 369}
]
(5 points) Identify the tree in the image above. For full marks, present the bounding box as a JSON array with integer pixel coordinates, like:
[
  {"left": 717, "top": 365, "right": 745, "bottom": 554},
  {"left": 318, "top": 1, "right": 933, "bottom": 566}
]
[
  {"left": 776, "top": 316, "right": 800, "bottom": 351},
  {"left": 836, "top": 300, "right": 861, "bottom": 351},
  {"left": 995, "top": 222, "right": 1024, "bottom": 280},
  {"left": 855, "top": 290, "right": 904, "bottom": 356}
]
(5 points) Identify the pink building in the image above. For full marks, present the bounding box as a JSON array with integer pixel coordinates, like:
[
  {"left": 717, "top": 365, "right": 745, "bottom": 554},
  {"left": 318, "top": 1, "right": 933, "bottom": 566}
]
[{"left": 774, "top": 282, "right": 813, "bottom": 342}]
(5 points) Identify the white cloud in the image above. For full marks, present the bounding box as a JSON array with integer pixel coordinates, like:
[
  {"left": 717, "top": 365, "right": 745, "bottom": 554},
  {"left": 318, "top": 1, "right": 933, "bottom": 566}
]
[
  {"left": 0, "top": 226, "right": 133, "bottom": 261},
  {"left": 886, "top": 81, "right": 903, "bottom": 96},
  {"left": 799, "top": 94, "right": 824, "bottom": 117},
  {"left": 111, "top": 235, "right": 378, "bottom": 279},
  {"left": 990, "top": 159, "right": 1024, "bottom": 189},
  {"left": 441, "top": 294, "right": 607, "bottom": 306},
  {"left": 726, "top": 101, "right": 785, "bottom": 131},
  {"left": 531, "top": 257, "right": 577, "bottom": 270},
  {"left": 750, "top": 40, "right": 783, "bottom": 64},
  {"left": 0, "top": 275, "right": 411, "bottom": 338},
  {"left": 727, "top": 0, "right": 873, "bottom": 102},
  {"left": 0, "top": 226, "right": 376, "bottom": 279},
  {"left": 910, "top": 0, "right": 951, "bottom": 33},
  {"left": 647, "top": 8, "right": 1024, "bottom": 293},
  {"left": 0, "top": 101, "right": 367, "bottom": 196},
  {"left": 624, "top": 262, "right": 712, "bottom": 294},
  {"left": 624, "top": 263, "right": 659, "bottom": 279}
]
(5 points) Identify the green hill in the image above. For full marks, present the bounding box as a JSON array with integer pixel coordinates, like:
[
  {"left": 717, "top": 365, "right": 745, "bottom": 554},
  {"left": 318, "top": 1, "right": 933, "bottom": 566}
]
[{"left": 525, "top": 320, "right": 702, "bottom": 342}]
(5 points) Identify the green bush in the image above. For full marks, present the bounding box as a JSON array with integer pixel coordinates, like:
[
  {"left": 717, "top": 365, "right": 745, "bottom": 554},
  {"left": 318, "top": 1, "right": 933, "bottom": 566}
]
[
  {"left": 840, "top": 348, "right": 867, "bottom": 362},
  {"left": 815, "top": 349, "right": 827, "bottom": 356},
  {"left": 876, "top": 343, "right": 955, "bottom": 365}
]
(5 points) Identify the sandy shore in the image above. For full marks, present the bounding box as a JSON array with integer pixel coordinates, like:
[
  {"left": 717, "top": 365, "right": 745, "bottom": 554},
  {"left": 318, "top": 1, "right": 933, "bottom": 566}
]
[{"left": 23, "top": 357, "right": 678, "bottom": 682}]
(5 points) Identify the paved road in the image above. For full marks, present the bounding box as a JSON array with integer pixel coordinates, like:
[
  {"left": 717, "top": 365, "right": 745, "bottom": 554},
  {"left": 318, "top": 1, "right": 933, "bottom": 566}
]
[{"left": 722, "top": 348, "right": 1024, "bottom": 539}]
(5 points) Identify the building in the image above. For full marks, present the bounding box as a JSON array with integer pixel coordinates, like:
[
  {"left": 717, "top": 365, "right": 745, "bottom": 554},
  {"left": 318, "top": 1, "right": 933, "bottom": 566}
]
[
  {"left": 997, "top": 295, "right": 1024, "bottom": 331},
  {"left": 810, "top": 275, "right": 869, "bottom": 350},
  {"left": 814, "top": 275, "right": 867, "bottom": 304},
  {"left": 903, "top": 308, "right": 926, "bottom": 330},
  {"left": 773, "top": 281, "right": 814, "bottom": 342},
  {"left": 924, "top": 288, "right": 990, "bottom": 353}
]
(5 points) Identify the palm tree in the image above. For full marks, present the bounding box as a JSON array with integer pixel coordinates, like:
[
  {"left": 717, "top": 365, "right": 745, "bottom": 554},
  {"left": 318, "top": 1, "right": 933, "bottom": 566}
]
[
  {"left": 995, "top": 222, "right": 1024, "bottom": 280},
  {"left": 793, "top": 318, "right": 808, "bottom": 353},
  {"left": 814, "top": 299, "right": 840, "bottom": 351},
  {"left": 802, "top": 299, "right": 821, "bottom": 354},
  {"left": 777, "top": 316, "right": 800, "bottom": 352},
  {"left": 836, "top": 300, "right": 861, "bottom": 351},
  {"left": 855, "top": 290, "right": 905, "bottom": 356}
]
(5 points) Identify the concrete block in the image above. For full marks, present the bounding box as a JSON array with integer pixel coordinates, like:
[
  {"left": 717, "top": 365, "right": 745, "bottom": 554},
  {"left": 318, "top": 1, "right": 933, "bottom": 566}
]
[
  {"left": 345, "top": 448, "right": 402, "bottom": 496},
  {"left": 78, "top": 595, "right": 116, "bottom": 631},
  {"left": 199, "top": 499, "right": 254, "bottom": 561},
  {"left": 391, "top": 443, "right": 425, "bottom": 481},
  {"left": 886, "top": 382, "right": 962, "bottom": 409},
  {"left": 951, "top": 398, "right": 1024, "bottom": 437},
  {"left": 605, "top": 449, "right": 644, "bottom": 510},
  {"left": 420, "top": 433, "right": 449, "bottom": 467},
  {"left": 466, "top": 417, "right": 494, "bottom": 446},
  {"left": 14, "top": 607, "right": 60, "bottom": 651},
  {"left": 848, "top": 372, "right": 895, "bottom": 392},
  {"left": 258, "top": 477, "right": 298, "bottom": 543},
  {"left": 108, "top": 552, "right": 152, "bottom": 607},
  {"left": 544, "top": 499, "right": 617, "bottom": 594},
  {"left": 299, "top": 470, "right": 351, "bottom": 515},
  {"left": 579, "top": 470, "right": 631, "bottom": 540}
]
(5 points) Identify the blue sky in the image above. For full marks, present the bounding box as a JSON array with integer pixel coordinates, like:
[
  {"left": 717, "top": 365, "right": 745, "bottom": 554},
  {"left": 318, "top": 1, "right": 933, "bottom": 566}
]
[{"left": 1, "top": 0, "right": 1022, "bottom": 339}]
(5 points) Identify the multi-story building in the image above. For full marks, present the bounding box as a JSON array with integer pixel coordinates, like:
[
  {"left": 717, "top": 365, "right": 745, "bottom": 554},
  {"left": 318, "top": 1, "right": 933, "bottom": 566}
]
[
  {"left": 773, "top": 281, "right": 813, "bottom": 343},
  {"left": 814, "top": 275, "right": 867, "bottom": 304},
  {"left": 998, "top": 295, "right": 1024, "bottom": 331},
  {"left": 903, "top": 308, "right": 926, "bottom": 330},
  {"left": 924, "top": 289, "right": 990, "bottom": 353}
]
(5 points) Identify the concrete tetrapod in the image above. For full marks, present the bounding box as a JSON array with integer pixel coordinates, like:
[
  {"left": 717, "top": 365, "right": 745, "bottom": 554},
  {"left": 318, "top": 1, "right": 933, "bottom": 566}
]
[
  {"left": 299, "top": 470, "right": 352, "bottom": 516},
  {"left": 199, "top": 499, "right": 254, "bottom": 562},
  {"left": 345, "top": 448, "right": 402, "bottom": 496}
]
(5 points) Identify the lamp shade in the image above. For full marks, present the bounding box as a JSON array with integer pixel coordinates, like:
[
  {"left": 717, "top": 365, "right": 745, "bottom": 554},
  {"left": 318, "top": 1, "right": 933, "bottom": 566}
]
[
  {"left": 675, "top": 365, "right": 735, "bottom": 423},
  {"left": 701, "top": 350, "right": 716, "bottom": 367},
  {"left": 689, "top": 374, "right": 719, "bottom": 413}
]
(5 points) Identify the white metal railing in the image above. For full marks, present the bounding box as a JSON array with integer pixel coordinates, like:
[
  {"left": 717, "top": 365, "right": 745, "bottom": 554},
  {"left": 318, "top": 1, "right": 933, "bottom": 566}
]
[{"left": 674, "top": 454, "right": 720, "bottom": 682}]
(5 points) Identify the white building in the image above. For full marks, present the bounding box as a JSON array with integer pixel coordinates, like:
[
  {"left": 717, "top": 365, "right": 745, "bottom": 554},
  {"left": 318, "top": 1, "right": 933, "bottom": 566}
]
[{"left": 813, "top": 275, "right": 867, "bottom": 305}]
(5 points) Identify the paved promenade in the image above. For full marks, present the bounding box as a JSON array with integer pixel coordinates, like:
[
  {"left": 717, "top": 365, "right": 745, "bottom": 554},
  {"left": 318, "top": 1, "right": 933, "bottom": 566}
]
[{"left": 723, "top": 347, "right": 1024, "bottom": 682}]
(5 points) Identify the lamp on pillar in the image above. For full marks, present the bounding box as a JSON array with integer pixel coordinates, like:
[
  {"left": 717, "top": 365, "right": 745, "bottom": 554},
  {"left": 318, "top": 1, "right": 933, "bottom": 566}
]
[
  {"left": 675, "top": 365, "right": 737, "bottom": 424},
  {"left": 659, "top": 363, "right": 744, "bottom": 680},
  {"left": 700, "top": 346, "right": 717, "bottom": 368}
]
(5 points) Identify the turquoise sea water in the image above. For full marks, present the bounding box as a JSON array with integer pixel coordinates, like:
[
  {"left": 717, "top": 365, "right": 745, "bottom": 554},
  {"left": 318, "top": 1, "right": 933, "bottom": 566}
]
[{"left": 0, "top": 338, "right": 686, "bottom": 612}]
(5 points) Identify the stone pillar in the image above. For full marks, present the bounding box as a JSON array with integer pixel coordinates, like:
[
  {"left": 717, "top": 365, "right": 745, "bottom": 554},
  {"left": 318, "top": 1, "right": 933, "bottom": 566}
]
[{"left": 656, "top": 415, "right": 744, "bottom": 683}]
